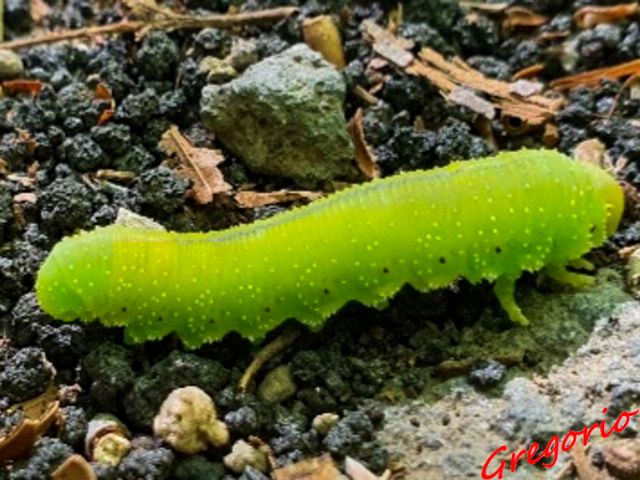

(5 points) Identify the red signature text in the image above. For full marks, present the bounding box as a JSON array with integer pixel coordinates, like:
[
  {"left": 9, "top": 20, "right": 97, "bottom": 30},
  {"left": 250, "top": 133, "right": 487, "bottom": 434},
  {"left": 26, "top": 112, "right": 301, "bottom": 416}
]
[{"left": 481, "top": 407, "right": 639, "bottom": 479}]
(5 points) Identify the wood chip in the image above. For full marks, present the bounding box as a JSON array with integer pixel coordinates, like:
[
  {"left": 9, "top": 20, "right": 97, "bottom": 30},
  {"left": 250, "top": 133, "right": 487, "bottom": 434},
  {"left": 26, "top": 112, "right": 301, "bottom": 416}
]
[
  {"left": 409, "top": 47, "right": 561, "bottom": 127},
  {"left": 574, "top": 2, "right": 639, "bottom": 29},
  {"left": 449, "top": 87, "right": 496, "bottom": 119},
  {"left": 362, "top": 20, "right": 415, "bottom": 68},
  {"left": 234, "top": 190, "right": 323, "bottom": 208},
  {"left": 159, "top": 126, "right": 231, "bottom": 205},
  {"left": 273, "top": 453, "right": 342, "bottom": 480},
  {"left": 348, "top": 108, "right": 380, "bottom": 179}
]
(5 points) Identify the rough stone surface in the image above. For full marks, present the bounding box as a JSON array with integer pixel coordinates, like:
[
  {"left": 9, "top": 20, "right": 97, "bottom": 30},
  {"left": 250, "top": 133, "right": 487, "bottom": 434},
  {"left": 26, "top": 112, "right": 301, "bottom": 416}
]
[
  {"left": 201, "top": 44, "right": 355, "bottom": 186},
  {"left": 378, "top": 288, "right": 640, "bottom": 479},
  {"left": 258, "top": 365, "right": 297, "bottom": 405}
]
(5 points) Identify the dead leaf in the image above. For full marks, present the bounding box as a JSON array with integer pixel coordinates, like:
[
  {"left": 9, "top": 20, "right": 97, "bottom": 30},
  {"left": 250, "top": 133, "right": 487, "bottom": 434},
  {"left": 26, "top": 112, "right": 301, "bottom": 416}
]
[
  {"left": 348, "top": 108, "right": 380, "bottom": 180},
  {"left": 51, "top": 454, "right": 96, "bottom": 480},
  {"left": 551, "top": 58, "right": 640, "bottom": 90},
  {"left": 1, "top": 80, "right": 43, "bottom": 97},
  {"left": 448, "top": 87, "right": 496, "bottom": 119},
  {"left": 0, "top": 386, "right": 60, "bottom": 463},
  {"left": 345, "top": 456, "right": 382, "bottom": 480},
  {"left": 503, "top": 6, "right": 549, "bottom": 30},
  {"left": 29, "top": 0, "right": 52, "bottom": 24},
  {"left": 234, "top": 190, "right": 323, "bottom": 208},
  {"left": 97, "top": 109, "right": 114, "bottom": 125},
  {"left": 512, "top": 63, "right": 545, "bottom": 80},
  {"left": 302, "top": 15, "right": 346, "bottom": 69},
  {"left": 574, "top": 3, "right": 639, "bottom": 29},
  {"left": 273, "top": 453, "right": 341, "bottom": 480},
  {"left": 570, "top": 443, "right": 608, "bottom": 480},
  {"left": 94, "top": 83, "right": 112, "bottom": 101},
  {"left": 159, "top": 126, "right": 231, "bottom": 204},
  {"left": 601, "top": 437, "right": 640, "bottom": 479},
  {"left": 94, "top": 83, "right": 115, "bottom": 126},
  {"left": 0, "top": 159, "right": 8, "bottom": 177}
]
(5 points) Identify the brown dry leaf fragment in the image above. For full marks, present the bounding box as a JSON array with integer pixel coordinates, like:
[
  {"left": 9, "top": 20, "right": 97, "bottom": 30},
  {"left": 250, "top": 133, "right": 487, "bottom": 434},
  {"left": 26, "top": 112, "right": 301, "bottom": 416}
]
[
  {"left": 51, "top": 454, "right": 97, "bottom": 480},
  {"left": 570, "top": 442, "right": 608, "bottom": 480},
  {"left": 94, "top": 83, "right": 113, "bottom": 101},
  {"left": 273, "top": 453, "right": 341, "bottom": 480},
  {"left": 345, "top": 456, "right": 382, "bottom": 480},
  {"left": 234, "top": 190, "right": 323, "bottom": 209},
  {"left": 551, "top": 59, "right": 640, "bottom": 90},
  {"left": 574, "top": 3, "right": 639, "bottom": 29},
  {"left": 160, "top": 126, "right": 231, "bottom": 204},
  {"left": 449, "top": 87, "right": 496, "bottom": 119},
  {"left": 30, "top": 0, "right": 52, "bottom": 24},
  {"left": 512, "top": 63, "right": 545, "bottom": 80},
  {"left": 97, "top": 110, "right": 114, "bottom": 125},
  {"left": 1, "top": 80, "right": 43, "bottom": 97},
  {"left": 302, "top": 15, "right": 346, "bottom": 69},
  {"left": 94, "top": 83, "right": 116, "bottom": 126},
  {"left": 348, "top": 108, "right": 380, "bottom": 179},
  {"left": 503, "top": 6, "right": 549, "bottom": 30},
  {"left": 0, "top": 386, "right": 60, "bottom": 463}
]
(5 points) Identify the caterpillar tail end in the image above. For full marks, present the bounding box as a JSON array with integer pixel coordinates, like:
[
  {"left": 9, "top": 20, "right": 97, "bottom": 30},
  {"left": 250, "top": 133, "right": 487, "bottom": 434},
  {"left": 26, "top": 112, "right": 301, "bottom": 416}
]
[{"left": 494, "top": 276, "right": 529, "bottom": 326}]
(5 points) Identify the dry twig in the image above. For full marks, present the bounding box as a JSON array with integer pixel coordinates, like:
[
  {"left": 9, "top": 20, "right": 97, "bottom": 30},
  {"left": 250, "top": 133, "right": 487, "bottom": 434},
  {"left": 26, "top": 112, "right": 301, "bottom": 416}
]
[{"left": 0, "top": 6, "right": 298, "bottom": 50}]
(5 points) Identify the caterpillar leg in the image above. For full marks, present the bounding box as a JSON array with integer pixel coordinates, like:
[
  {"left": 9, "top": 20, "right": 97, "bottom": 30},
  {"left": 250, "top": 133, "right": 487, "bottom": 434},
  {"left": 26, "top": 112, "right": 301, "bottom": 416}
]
[
  {"left": 544, "top": 265, "right": 596, "bottom": 288},
  {"left": 494, "top": 276, "right": 529, "bottom": 326},
  {"left": 568, "top": 258, "right": 595, "bottom": 271}
]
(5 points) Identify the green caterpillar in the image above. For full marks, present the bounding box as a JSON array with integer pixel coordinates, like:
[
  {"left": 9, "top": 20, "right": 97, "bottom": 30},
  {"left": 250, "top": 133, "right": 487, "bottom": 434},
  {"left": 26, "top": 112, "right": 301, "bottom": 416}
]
[{"left": 36, "top": 149, "right": 624, "bottom": 348}]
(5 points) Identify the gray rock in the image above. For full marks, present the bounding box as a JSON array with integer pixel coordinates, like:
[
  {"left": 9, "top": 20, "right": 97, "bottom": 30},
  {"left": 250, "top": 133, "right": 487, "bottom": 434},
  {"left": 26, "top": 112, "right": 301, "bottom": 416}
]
[
  {"left": 201, "top": 44, "right": 355, "bottom": 186},
  {"left": 0, "top": 49, "right": 24, "bottom": 80},
  {"left": 257, "top": 364, "right": 297, "bottom": 405}
]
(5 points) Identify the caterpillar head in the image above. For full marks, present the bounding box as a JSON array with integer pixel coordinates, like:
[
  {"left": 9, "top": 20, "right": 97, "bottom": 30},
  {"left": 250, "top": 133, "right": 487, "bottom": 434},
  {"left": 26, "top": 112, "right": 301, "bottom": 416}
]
[{"left": 36, "top": 228, "right": 113, "bottom": 322}]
